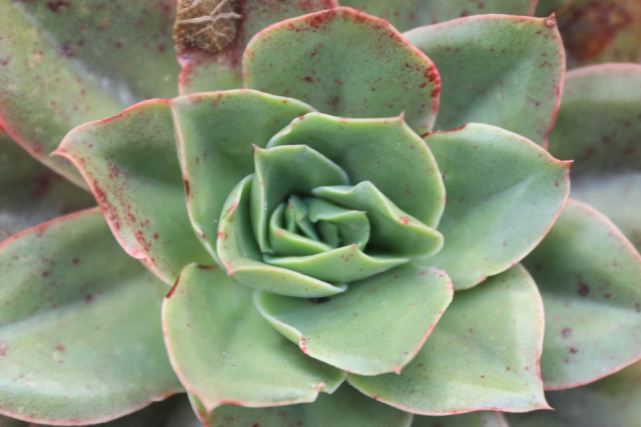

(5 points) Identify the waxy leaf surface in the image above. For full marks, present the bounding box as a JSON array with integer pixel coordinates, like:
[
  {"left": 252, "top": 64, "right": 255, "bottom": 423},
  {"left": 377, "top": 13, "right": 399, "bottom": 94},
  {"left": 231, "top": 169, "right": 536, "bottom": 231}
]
[
  {"left": 547, "top": 64, "right": 641, "bottom": 251},
  {"left": 349, "top": 265, "right": 548, "bottom": 415},
  {"left": 405, "top": 14, "right": 564, "bottom": 145},
  {"left": 57, "top": 100, "right": 213, "bottom": 285},
  {"left": 421, "top": 123, "right": 570, "bottom": 290},
  {"left": 251, "top": 145, "right": 349, "bottom": 254},
  {"left": 172, "top": 90, "right": 314, "bottom": 262},
  {"left": 162, "top": 264, "right": 345, "bottom": 412},
  {"left": 0, "top": 132, "right": 94, "bottom": 241},
  {"left": 217, "top": 177, "right": 347, "bottom": 297},
  {"left": 0, "top": 0, "right": 179, "bottom": 186},
  {"left": 413, "top": 411, "right": 509, "bottom": 427},
  {"left": 244, "top": 7, "right": 440, "bottom": 135},
  {"left": 193, "top": 384, "right": 412, "bottom": 427},
  {"left": 267, "top": 113, "right": 445, "bottom": 227},
  {"left": 0, "top": 394, "right": 202, "bottom": 427},
  {"left": 340, "top": 0, "right": 536, "bottom": 32},
  {"left": 522, "top": 200, "right": 641, "bottom": 390},
  {"left": 177, "top": 0, "right": 337, "bottom": 94},
  {"left": 0, "top": 209, "right": 181, "bottom": 424},
  {"left": 255, "top": 264, "right": 452, "bottom": 375},
  {"left": 314, "top": 183, "right": 443, "bottom": 258},
  {"left": 507, "top": 360, "right": 641, "bottom": 427}
]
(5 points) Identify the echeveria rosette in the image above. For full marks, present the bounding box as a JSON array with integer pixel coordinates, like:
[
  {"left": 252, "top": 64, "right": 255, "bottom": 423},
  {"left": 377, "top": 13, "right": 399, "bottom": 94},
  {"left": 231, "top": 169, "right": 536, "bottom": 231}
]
[
  {"left": 0, "top": 2, "right": 639, "bottom": 427},
  {"left": 49, "top": 6, "right": 574, "bottom": 423}
]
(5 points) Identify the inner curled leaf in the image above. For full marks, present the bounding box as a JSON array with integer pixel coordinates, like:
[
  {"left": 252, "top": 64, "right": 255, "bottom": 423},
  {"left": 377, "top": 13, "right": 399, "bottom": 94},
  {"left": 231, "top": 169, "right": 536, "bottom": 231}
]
[{"left": 173, "top": 0, "right": 241, "bottom": 54}]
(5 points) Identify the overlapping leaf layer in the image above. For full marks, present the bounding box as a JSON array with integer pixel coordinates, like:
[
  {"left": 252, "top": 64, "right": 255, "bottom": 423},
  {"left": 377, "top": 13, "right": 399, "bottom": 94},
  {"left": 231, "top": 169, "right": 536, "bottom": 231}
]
[{"left": 0, "top": 1, "right": 640, "bottom": 427}]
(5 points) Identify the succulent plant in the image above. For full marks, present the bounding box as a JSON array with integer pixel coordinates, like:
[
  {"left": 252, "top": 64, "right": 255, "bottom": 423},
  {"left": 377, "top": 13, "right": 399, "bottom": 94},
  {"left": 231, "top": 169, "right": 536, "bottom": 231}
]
[{"left": 0, "top": 1, "right": 640, "bottom": 427}]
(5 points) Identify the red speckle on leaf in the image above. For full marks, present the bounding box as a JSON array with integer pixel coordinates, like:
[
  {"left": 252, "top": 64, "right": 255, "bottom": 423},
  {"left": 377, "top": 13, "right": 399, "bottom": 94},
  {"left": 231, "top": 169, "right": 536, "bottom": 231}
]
[
  {"left": 578, "top": 282, "right": 590, "bottom": 297},
  {"left": 570, "top": 346, "right": 578, "bottom": 354},
  {"left": 46, "top": 0, "right": 70, "bottom": 13},
  {"left": 398, "top": 216, "right": 410, "bottom": 225},
  {"left": 135, "top": 230, "right": 152, "bottom": 251},
  {"left": 72, "top": 257, "right": 80, "bottom": 265},
  {"left": 153, "top": 233, "right": 159, "bottom": 240},
  {"left": 84, "top": 294, "right": 94, "bottom": 304},
  {"left": 562, "top": 328, "right": 572, "bottom": 339},
  {"left": 55, "top": 344, "right": 65, "bottom": 352},
  {"left": 184, "top": 178, "right": 190, "bottom": 198}
]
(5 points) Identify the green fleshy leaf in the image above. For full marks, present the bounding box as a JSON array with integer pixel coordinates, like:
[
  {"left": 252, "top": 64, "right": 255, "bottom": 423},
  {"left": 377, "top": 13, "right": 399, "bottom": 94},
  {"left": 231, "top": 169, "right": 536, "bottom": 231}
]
[
  {"left": 255, "top": 264, "right": 452, "bottom": 375},
  {"left": 0, "top": 132, "right": 95, "bottom": 241},
  {"left": 349, "top": 265, "right": 548, "bottom": 414},
  {"left": 171, "top": 90, "right": 314, "bottom": 262},
  {"left": 269, "top": 203, "right": 333, "bottom": 257},
  {"left": 57, "top": 100, "right": 213, "bottom": 284},
  {"left": 420, "top": 123, "right": 570, "bottom": 290},
  {"left": 176, "top": 0, "right": 337, "bottom": 94},
  {"left": 314, "top": 182, "right": 443, "bottom": 258},
  {"left": 264, "top": 246, "right": 407, "bottom": 283},
  {"left": 405, "top": 14, "right": 564, "bottom": 145},
  {"left": 547, "top": 64, "right": 641, "bottom": 251},
  {"left": 0, "top": 394, "right": 203, "bottom": 427},
  {"left": 535, "top": 0, "right": 641, "bottom": 68},
  {"left": 289, "top": 195, "right": 319, "bottom": 241},
  {"left": 268, "top": 113, "right": 445, "bottom": 227},
  {"left": 0, "top": 0, "right": 179, "bottom": 186},
  {"left": 244, "top": 7, "right": 440, "bottom": 135},
  {"left": 507, "top": 360, "right": 641, "bottom": 427},
  {"left": 307, "top": 198, "right": 369, "bottom": 249},
  {"left": 162, "top": 264, "right": 345, "bottom": 412},
  {"left": 522, "top": 200, "right": 641, "bottom": 390},
  {"left": 192, "top": 383, "right": 413, "bottom": 427},
  {"left": 252, "top": 145, "right": 349, "bottom": 254},
  {"left": 217, "top": 176, "right": 347, "bottom": 297},
  {"left": 340, "top": 0, "right": 537, "bottom": 32},
  {"left": 413, "top": 412, "right": 509, "bottom": 427},
  {"left": 0, "top": 209, "right": 181, "bottom": 424}
]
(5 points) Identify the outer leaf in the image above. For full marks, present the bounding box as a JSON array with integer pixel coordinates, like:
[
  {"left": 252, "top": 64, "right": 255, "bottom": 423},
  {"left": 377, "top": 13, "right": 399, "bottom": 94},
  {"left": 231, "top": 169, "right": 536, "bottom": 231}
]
[
  {"left": 0, "top": 394, "right": 202, "bottom": 427},
  {"left": 340, "top": 0, "right": 537, "bottom": 32},
  {"left": 244, "top": 7, "right": 440, "bottom": 135},
  {"left": 56, "top": 100, "right": 213, "bottom": 284},
  {"left": 547, "top": 64, "right": 641, "bottom": 251},
  {"left": 217, "top": 176, "right": 347, "bottom": 297},
  {"left": 420, "top": 123, "right": 570, "bottom": 290},
  {"left": 0, "top": 132, "right": 94, "bottom": 241},
  {"left": 405, "top": 14, "right": 565, "bottom": 145},
  {"left": 0, "top": 0, "right": 179, "bottom": 186},
  {"left": 176, "top": 0, "right": 337, "bottom": 94},
  {"left": 255, "top": 264, "right": 452, "bottom": 375},
  {"left": 522, "top": 200, "right": 641, "bottom": 390},
  {"left": 0, "top": 209, "right": 181, "bottom": 424},
  {"left": 192, "top": 384, "right": 413, "bottom": 427},
  {"left": 162, "top": 264, "right": 345, "bottom": 412},
  {"left": 349, "top": 265, "right": 548, "bottom": 415},
  {"left": 507, "top": 361, "right": 641, "bottom": 427},
  {"left": 171, "top": 90, "right": 314, "bottom": 262},
  {"left": 268, "top": 113, "right": 445, "bottom": 227},
  {"left": 413, "top": 412, "right": 509, "bottom": 427},
  {"left": 536, "top": 0, "right": 641, "bottom": 68}
]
